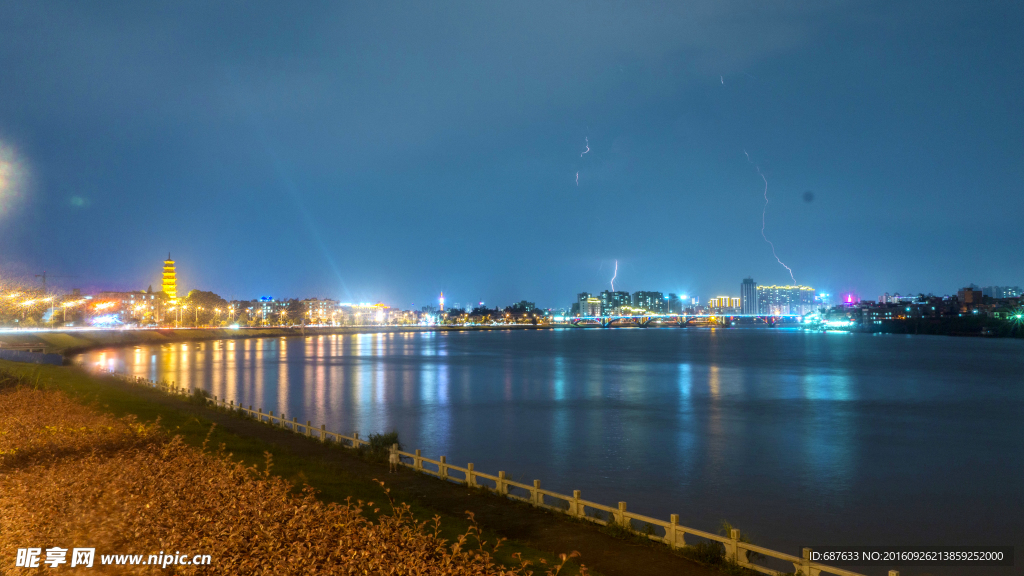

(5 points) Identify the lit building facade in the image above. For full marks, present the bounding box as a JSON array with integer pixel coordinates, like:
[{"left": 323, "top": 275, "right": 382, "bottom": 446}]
[
  {"left": 740, "top": 278, "right": 757, "bottom": 314},
  {"left": 632, "top": 291, "right": 666, "bottom": 313},
  {"left": 600, "top": 290, "right": 632, "bottom": 315},
  {"left": 582, "top": 297, "right": 602, "bottom": 317},
  {"left": 255, "top": 297, "right": 283, "bottom": 324},
  {"left": 576, "top": 292, "right": 592, "bottom": 316},
  {"left": 302, "top": 298, "right": 338, "bottom": 323},
  {"left": 756, "top": 285, "right": 816, "bottom": 315},
  {"left": 709, "top": 297, "right": 741, "bottom": 312},
  {"left": 956, "top": 286, "right": 983, "bottom": 309},
  {"left": 162, "top": 254, "right": 177, "bottom": 302},
  {"left": 92, "top": 291, "right": 161, "bottom": 324},
  {"left": 982, "top": 285, "right": 1022, "bottom": 298}
]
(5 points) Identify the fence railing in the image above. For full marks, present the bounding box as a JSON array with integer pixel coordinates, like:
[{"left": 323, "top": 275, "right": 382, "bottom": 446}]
[{"left": 106, "top": 372, "right": 897, "bottom": 576}]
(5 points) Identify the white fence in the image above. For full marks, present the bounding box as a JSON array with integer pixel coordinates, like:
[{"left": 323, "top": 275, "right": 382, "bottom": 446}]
[{"left": 111, "top": 373, "right": 899, "bottom": 576}]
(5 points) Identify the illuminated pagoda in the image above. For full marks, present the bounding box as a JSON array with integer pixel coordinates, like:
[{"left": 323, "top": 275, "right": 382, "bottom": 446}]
[{"left": 162, "top": 253, "right": 177, "bottom": 303}]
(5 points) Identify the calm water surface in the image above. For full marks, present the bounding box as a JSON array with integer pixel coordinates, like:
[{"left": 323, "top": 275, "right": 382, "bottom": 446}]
[{"left": 77, "top": 329, "right": 1024, "bottom": 575}]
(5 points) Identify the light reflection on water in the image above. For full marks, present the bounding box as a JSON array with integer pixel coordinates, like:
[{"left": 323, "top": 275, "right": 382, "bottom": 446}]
[{"left": 76, "top": 329, "right": 1024, "bottom": 576}]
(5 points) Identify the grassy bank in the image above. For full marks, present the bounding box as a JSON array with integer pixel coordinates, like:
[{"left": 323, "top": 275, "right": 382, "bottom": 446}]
[
  {"left": 0, "top": 361, "right": 587, "bottom": 575},
  {"left": 0, "top": 371, "right": 588, "bottom": 575}
]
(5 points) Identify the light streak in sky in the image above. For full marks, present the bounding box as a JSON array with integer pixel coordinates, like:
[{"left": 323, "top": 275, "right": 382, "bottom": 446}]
[
  {"left": 0, "top": 141, "right": 28, "bottom": 219},
  {"left": 575, "top": 171, "right": 579, "bottom": 186},
  {"left": 580, "top": 137, "right": 590, "bottom": 157},
  {"left": 744, "top": 150, "right": 795, "bottom": 283},
  {"left": 235, "top": 91, "right": 353, "bottom": 300},
  {"left": 610, "top": 260, "right": 618, "bottom": 291},
  {"left": 720, "top": 75, "right": 724, "bottom": 84}
]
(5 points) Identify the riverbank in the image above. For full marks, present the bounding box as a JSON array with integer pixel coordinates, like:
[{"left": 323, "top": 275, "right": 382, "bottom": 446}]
[
  {"left": 0, "top": 360, "right": 740, "bottom": 576},
  {"left": 0, "top": 324, "right": 551, "bottom": 355},
  {"left": 0, "top": 367, "right": 580, "bottom": 575}
]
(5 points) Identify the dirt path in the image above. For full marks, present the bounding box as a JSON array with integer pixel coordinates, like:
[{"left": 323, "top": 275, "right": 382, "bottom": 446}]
[{"left": 106, "top": 379, "right": 724, "bottom": 576}]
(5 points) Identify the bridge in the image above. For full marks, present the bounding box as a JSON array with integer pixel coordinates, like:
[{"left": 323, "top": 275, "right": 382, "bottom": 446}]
[{"left": 568, "top": 313, "right": 805, "bottom": 328}]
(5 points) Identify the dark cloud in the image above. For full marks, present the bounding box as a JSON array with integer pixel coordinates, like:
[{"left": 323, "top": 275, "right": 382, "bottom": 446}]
[
  {"left": 802, "top": 190, "right": 815, "bottom": 203},
  {"left": 0, "top": 2, "right": 1021, "bottom": 303}
]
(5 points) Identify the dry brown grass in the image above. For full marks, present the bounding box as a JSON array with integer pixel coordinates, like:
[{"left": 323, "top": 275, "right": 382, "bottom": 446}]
[{"left": 0, "top": 386, "right": 585, "bottom": 575}]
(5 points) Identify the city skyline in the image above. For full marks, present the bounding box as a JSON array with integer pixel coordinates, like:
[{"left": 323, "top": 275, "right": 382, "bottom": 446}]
[
  {"left": 6, "top": 251, "right": 1018, "bottom": 314},
  {"left": 0, "top": 3, "right": 1021, "bottom": 305}
]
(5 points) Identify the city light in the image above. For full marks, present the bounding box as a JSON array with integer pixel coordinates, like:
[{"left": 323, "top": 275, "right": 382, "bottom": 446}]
[{"left": 824, "top": 320, "right": 854, "bottom": 328}]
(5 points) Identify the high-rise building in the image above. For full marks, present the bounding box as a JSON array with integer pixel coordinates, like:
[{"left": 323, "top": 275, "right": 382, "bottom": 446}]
[
  {"left": 756, "top": 285, "right": 816, "bottom": 315},
  {"left": 576, "top": 292, "right": 592, "bottom": 316},
  {"left": 582, "top": 297, "right": 602, "bottom": 317},
  {"left": 161, "top": 254, "right": 177, "bottom": 303},
  {"left": 740, "top": 278, "right": 757, "bottom": 314},
  {"left": 600, "top": 290, "right": 632, "bottom": 315},
  {"left": 982, "top": 286, "right": 1023, "bottom": 298},
  {"left": 668, "top": 293, "right": 683, "bottom": 314},
  {"left": 632, "top": 291, "right": 666, "bottom": 313}
]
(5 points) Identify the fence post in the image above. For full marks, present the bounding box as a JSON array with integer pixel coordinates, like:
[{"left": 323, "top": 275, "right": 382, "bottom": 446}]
[
  {"left": 570, "top": 490, "right": 582, "bottom": 517},
  {"left": 353, "top": 432, "right": 359, "bottom": 448},
  {"left": 616, "top": 502, "right": 628, "bottom": 528},
  {"left": 320, "top": 424, "right": 326, "bottom": 442},
  {"left": 795, "top": 548, "right": 821, "bottom": 576},
  {"left": 532, "top": 480, "right": 542, "bottom": 506},
  {"left": 466, "top": 463, "right": 475, "bottom": 487},
  {"left": 497, "top": 471, "right": 507, "bottom": 495},
  {"left": 414, "top": 449, "right": 422, "bottom": 471},
  {"left": 306, "top": 421, "right": 312, "bottom": 437},
  {"left": 230, "top": 400, "right": 234, "bottom": 411},
  {"left": 723, "top": 532, "right": 737, "bottom": 563},
  {"left": 730, "top": 528, "right": 748, "bottom": 565},
  {"left": 292, "top": 417, "right": 297, "bottom": 432},
  {"left": 258, "top": 408, "right": 263, "bottom": 422},
  {"left": 269, "top": 410, "right": 275, "bottom": 425},
  {"left": 439, "top": 456, "right": 448, "bottom": 480},
  {"left": 667, "top": 514, "right": 685, "bottom": 548}
]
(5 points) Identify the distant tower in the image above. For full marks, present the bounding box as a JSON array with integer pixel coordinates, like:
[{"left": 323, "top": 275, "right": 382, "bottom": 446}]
[
  {"left": 439, "top": 292, "right": 445, "bottom": 312},
  {"left": 162, "top": 253, "right": 177, "bottom": 303}
]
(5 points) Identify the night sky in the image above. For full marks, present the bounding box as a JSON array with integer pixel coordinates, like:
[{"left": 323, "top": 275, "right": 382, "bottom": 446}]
[{"left": 1, "top": 2, "right": 1021, "bottom": 308}]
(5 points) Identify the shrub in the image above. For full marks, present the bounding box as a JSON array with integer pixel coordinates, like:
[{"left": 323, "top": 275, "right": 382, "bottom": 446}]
[
  {"left": 362, "top": 430, "right": 401, "bottom": 462},
  {"left": 684, "top": 540, "right": 725, "bottom": 565},
  {"left": 187, "top": 387, "right": 211, "bottom": 405}
]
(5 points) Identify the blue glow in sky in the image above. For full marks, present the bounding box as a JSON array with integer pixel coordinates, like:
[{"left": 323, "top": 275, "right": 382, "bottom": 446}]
[{"left": 1, "top": 2, "right": 1021, "bottom": 306}]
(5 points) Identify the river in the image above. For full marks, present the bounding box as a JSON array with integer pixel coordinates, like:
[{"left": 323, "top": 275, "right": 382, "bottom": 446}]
[{"left": 76, "top": 328, "right": 1024, "bottom": 575}]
